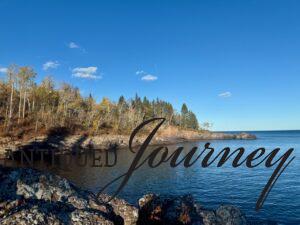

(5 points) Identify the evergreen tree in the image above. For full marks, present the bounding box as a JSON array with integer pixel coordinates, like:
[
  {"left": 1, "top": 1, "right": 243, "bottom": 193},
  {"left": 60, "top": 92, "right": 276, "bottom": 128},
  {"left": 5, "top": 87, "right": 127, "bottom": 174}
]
[
  {"left": 0, "top": 64, "right": 202, "bottom": 137},
  {"left": 181, "top": 103, "right": 188, "bottom": 128}
]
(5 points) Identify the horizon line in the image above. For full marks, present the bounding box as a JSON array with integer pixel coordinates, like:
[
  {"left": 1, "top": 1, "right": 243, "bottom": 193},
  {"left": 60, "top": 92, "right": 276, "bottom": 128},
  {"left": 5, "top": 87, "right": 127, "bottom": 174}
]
[{"left": 214, "top": 129, "right": 300, "bottom": 132}]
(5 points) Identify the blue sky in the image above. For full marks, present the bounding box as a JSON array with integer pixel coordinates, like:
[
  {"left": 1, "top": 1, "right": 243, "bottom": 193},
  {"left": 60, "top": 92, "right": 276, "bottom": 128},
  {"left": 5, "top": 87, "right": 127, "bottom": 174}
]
[{"left": 0, "top": 0, "right": 300, "bottom": 131}]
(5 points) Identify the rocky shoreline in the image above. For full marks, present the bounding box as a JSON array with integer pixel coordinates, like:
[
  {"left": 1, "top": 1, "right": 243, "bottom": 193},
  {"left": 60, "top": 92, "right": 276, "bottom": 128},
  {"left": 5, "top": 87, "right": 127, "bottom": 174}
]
[
  {"left": 0, "top": 166, "right": 276, "bottom": 225},
  {"left": 0, "top": 131, "right": 256, "bottom": 157}
]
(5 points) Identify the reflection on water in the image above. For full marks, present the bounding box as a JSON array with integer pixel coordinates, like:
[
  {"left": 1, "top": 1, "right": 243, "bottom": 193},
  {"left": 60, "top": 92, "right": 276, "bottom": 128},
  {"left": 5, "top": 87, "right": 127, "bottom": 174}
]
[{"left": 2, "top": 131, "right": 300, "bottom": 224}]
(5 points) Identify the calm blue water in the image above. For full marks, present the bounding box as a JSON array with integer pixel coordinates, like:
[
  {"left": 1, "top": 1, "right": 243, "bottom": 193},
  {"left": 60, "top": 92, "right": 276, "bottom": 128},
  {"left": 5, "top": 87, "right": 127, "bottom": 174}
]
[{"left": 3, "top": 131, "right": 300, "bottom": 224}]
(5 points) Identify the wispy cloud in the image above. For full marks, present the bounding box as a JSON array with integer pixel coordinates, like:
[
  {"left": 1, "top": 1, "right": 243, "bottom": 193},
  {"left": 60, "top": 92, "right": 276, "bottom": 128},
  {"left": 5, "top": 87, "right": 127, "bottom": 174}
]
[
  {"left": 72, "top": 67, "right": 101, "bottom": 79},
  {"left": 218, "top": 91, "right": 232, "bottom": 98},
  {"left": 43, "top": 61, "right": 59, "bottom": 70},
  {"left": 0, "top": 67, "right": 8, "bottom": 73},
  {"left": 141, "top": 74, "right": 158, "bottom": 81},
  {"left": 136, "top": 70, "right": 145, "bottom": 75},
  {"left": 136, "top": 70, "right": 158, "bottom": 81},
  {"left": 68, "top": 42, "right": 86, "bottom": 53},
  {"left": 68, "top": 42, "right": 80, "bottom": 49}
]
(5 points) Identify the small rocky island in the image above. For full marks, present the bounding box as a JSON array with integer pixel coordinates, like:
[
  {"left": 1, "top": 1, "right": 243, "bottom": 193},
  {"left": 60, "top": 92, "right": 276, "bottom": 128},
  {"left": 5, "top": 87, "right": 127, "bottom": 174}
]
[{"left": 0, "top": 166, "right": 275, "bottom": 225}]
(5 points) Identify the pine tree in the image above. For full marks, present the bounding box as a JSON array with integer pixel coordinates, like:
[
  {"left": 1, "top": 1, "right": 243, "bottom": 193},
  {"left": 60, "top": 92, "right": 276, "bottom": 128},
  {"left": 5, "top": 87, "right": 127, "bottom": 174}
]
[{"left": 0, "top": 64, "right": 202, "bottom": 137}]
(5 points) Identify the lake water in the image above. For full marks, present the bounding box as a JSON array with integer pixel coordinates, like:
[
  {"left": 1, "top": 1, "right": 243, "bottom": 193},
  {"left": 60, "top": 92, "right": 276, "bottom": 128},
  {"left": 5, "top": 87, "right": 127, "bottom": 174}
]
[{"left": 2, "top": 131, "right": 300, "bottom": 224}]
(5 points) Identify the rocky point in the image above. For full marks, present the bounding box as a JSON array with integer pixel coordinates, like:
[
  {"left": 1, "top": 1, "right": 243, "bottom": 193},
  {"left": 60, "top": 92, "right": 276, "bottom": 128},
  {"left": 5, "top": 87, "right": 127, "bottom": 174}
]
[{"left": 0, "top": 166, "right": 275, "bottom": 225}]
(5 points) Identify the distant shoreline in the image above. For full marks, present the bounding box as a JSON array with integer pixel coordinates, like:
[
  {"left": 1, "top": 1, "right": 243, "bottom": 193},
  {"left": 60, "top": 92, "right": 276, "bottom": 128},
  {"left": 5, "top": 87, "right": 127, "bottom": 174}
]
[{"left": 216, "top": 129, "right": 300, "bottom": 133}]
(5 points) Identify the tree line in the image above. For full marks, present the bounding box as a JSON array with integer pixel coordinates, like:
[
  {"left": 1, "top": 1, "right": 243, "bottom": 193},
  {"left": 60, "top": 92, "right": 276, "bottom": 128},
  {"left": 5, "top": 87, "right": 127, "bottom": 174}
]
[{"left": 0, "top": 65, "right": 200, "bottom": 138}]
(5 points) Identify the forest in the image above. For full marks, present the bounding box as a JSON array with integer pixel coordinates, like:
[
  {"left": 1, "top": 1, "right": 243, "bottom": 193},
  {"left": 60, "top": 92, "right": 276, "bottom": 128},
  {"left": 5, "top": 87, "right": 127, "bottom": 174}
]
[{"left": 0, "top": 65, "right": 201, "bottom": 139}]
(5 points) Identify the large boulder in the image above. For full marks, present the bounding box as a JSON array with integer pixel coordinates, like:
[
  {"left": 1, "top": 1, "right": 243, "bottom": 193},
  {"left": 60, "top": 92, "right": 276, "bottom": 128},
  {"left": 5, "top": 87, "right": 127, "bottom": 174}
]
[
  {"left": 138, "top": 194, "right": 203, "bottom": 225},
  {"left": 0, "top": 166, "right": 137, "bottom": 225},
  {"left": 216, "top": 205, "right": 247, "bottom": 225},
  {"left": 98, "top": 194, "right": 139, "bottom": 225},
  {"left": 137, "top": 194, "right": 273, "bottom": 225}
]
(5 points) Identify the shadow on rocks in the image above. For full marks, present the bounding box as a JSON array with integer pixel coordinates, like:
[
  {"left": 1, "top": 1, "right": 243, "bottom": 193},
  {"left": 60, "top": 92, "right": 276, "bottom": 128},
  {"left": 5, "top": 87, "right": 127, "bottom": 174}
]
[{"left": 136, "top": 194, "right": 277, "bottom": 225}]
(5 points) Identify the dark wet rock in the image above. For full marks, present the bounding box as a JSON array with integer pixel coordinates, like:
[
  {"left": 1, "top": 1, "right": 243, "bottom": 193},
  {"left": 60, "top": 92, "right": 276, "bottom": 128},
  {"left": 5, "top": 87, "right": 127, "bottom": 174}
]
[
  {"left": 197, "top": 209, "right": 218, "bottom": 225},
  {"left": 98, "top": 194, "right": 139, "bottom": 225},
  {"left": 216, "top": 205, "right": 247, "bottom": 225},
  {"left": 137, "top": 194, "right": 275, "bottom": 225},
  {"left": 138, "top": 194, "right": 205, "bottom": 225}
]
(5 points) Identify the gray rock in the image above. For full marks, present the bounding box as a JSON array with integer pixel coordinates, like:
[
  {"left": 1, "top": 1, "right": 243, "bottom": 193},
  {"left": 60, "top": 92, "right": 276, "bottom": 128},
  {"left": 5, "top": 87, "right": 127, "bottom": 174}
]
[
  {"left": 197, "top": 209, "right": 218, "bottom": 225},
  {"left": 235, "top": 133, "right": 256, "bottom": 140},
  {"left": 0, "top": 166, "right": 276, "bottom": 225},
  {"left": 0, "top": 166, "right": 132, "bottom": 225},
  {"left": 216, "top": 205, "right": 247, "bottom": 225},
  {"left": 98, "top": 194, "right": 139, "bottom": 225}
]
